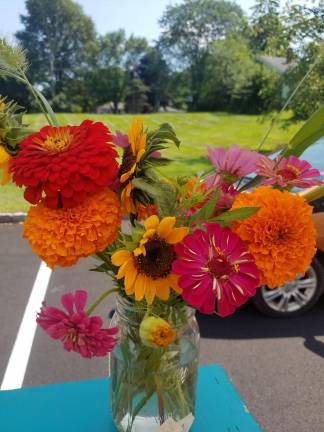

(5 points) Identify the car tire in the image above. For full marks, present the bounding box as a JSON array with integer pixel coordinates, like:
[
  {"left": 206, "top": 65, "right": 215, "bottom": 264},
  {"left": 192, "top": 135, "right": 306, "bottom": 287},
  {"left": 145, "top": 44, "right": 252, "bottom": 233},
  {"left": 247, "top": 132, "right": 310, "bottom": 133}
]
[{"left": 252, "top": 256, "right": 324, "bottom": 318}]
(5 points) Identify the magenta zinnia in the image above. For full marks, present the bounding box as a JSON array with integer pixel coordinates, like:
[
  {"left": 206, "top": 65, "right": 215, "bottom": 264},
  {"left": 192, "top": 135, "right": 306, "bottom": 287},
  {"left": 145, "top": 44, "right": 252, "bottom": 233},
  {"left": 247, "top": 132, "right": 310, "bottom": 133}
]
[
  {"left": 172, "top": 223, "right": 260, "bottom": 317},
  {"left": 37, "top": 290, "right": 118, "bottom": 358},
  {"left": 207, "top": 144, "right": 260, "bottom": 185},
  {"left": 257, "top": 155, "right": 323, "bottom": 188}
]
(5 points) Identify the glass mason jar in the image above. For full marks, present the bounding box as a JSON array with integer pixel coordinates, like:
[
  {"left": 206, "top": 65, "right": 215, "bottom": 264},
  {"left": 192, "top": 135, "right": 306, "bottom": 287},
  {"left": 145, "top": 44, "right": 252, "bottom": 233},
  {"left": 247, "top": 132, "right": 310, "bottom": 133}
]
[{"left": 109, "top": 294, "right": 200, "bottom": 432}]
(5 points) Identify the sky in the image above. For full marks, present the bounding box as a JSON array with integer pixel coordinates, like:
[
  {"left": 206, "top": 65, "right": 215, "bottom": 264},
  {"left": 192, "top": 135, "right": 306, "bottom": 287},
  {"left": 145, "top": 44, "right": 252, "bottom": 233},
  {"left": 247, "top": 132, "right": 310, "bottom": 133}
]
[{"left": 1, "top": 0, "right": 258, "bottom": 42}]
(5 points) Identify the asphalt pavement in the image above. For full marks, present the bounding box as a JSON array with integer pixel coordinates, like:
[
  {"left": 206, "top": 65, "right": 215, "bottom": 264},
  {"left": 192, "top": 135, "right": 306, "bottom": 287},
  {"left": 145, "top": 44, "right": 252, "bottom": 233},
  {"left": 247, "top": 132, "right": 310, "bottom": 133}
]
[{"left": 1, "top": 224, "right": 324, "bottom": 432}]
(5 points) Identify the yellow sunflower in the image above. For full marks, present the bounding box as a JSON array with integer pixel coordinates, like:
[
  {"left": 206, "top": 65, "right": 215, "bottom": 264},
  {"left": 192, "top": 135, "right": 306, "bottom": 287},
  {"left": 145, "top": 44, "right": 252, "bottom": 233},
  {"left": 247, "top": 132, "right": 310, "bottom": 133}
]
[
  {"left": 0, "top": 146, "right": 11, "bottom": 185},
  {"left": 111, "top": 215, "right": 189, "bottom": 304},
  {"left": 0, "top": 98, "right": 6, "bottom": 112},
  {"left": 121, "top": 182, "right": 136, "bottom": 215},
  {"left": 119, "top": 118, "right": 146, "bottom": 184}
]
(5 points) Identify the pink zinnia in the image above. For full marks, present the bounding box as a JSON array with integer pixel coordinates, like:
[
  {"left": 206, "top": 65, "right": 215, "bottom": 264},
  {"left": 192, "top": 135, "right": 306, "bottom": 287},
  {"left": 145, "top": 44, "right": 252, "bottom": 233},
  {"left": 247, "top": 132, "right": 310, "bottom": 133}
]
[
  {"left": 37, "top": 290, "right": 118, "bottom": 358},
  {"left": 205, "top": 174, "right": 238, "bottom": 210},
  {"left": 172, "top": 223, "right": 260, "bottom": 317},
  {"left": 257, "top": 155, "right": 323, "bottom": 188},
  {"left": 113, "top": 130, "right": 129, "bottom": 149},
  {"left": 207, "top": 144, "right": 260, "bottom": 184}
]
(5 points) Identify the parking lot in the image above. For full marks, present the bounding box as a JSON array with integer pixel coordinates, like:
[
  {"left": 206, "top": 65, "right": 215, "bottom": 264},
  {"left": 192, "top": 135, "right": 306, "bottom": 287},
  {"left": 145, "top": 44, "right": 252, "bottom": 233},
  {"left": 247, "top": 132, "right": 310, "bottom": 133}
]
[{"left": 1, "top": 224, "right": 324, "bottom": 432}]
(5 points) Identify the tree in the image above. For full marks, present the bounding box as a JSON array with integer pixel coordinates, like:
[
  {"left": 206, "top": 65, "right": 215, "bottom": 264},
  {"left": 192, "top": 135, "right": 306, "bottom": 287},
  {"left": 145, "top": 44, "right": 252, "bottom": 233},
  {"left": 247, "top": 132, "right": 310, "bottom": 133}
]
[
  {"left": 91, "top": 30, "right": 128, "bottom": 113},
  {"left": 286, "top": 43, "right": 324, "bottom": 120},
  {"left": 283, "top": 1, "right": 324, "bottom": 53},
  {"left": 16, "top": 0, "right": 98, "bottom": 111},
  {"left": 249, "top": 0, "right": 288, "bottom": 55},
  {"left": 138, "top": 48, "right": 170, "bottom": 111},
  {"left": 124, "top": 76, "right": 149, "bottom": 113},
  {"left": 159, "top": 0, "right": 245, "bottom": 110},
  {"left": 199, "top": 36, "right": 263, "bottom": 112},
  {"left": 86, "top": 31, "right": 149, "bottom": 113}
]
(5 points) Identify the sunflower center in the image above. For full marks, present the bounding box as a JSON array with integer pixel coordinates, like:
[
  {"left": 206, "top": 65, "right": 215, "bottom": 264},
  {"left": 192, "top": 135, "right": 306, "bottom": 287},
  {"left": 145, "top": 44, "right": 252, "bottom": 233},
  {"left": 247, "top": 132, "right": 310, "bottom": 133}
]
[
  {"left": 41, "top": 131, "right": 72, "bottom": 152},
  {"left": 135, "top": 237, "right": 175, "bottom": 279},
  {"left": 277, "top": 165, "right": 300, "bottom": 181},
  {"left": 119, "top": 146, "right": 136, "bottom": 181},
  {"left": 208, "top": 254, "right": 233, "bottom": 279}
]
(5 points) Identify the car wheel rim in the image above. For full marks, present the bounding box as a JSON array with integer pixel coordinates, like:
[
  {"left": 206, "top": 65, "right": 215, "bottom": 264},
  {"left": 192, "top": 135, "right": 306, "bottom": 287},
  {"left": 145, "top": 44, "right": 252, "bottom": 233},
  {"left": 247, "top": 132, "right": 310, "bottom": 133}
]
[{"left": 261, "top": 266, "right": 318, "bottom": 313}]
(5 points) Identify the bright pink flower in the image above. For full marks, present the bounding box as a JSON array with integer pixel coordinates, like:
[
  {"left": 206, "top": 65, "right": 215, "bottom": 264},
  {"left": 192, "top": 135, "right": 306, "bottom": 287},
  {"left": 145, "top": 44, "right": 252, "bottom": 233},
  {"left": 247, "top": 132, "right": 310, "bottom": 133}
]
[
  {"left": 37, "top": 290, "right": 118, "bottom": 358},
  {"left": 205, "top": 174, "right": 238, "bottom": 210},
  {"left": 113, "top": 131, "right": 129, "bottom": 149},
  {"left": 257, "top": 155, "right": 323, "bottom": 188},
  {"left": 207, "top": 144, "right": 260, "bottom": 184},
  {"left": 172, "top": 223, "right": 260, "bottom": 317}
]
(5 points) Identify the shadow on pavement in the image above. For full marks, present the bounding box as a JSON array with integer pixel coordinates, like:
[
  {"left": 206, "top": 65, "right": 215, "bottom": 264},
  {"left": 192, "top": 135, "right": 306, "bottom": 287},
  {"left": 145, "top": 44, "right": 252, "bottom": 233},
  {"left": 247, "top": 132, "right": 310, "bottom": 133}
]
[{"left": 197, "top": 299, "right": 324, "bottom": 358}]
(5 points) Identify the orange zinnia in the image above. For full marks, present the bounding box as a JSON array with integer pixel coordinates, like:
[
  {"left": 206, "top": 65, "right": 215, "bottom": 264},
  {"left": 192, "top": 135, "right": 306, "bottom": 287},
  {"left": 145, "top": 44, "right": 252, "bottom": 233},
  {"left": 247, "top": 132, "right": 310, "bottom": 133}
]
[
  {"left": 231, "top": 186, "right": 316, "bottom": 288},
  {"left": 24, "top": 188, "right": 121, "bottom": 268}
]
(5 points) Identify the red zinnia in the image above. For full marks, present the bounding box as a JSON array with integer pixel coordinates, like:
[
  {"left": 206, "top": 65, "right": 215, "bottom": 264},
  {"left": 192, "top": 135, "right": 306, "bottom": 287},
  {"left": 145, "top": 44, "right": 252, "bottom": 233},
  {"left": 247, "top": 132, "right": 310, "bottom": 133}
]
[{"left": 11, "top": 120, "right": 118, "bottom": 208}]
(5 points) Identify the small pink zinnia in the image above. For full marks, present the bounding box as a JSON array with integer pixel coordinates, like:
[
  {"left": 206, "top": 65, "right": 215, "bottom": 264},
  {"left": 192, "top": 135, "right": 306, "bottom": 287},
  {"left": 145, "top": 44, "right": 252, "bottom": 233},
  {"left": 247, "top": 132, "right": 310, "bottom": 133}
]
[
  {"left": 113, "top": 130, "right": 129, "bottom": 149},
  {"left": 207, "top": 144, "right": 260, "bottom": 184},
  {"left": 37, "top": 290, "right": 118, "bottom": 358},
  {"left": 172, "top": 223, "right": 260, "bottom": 317},
  {"left": 257, "top": 155, "right": 323, "bottom": 188},
  {"left": 205, "top": 174, "right": 238, "bottom": 210}
]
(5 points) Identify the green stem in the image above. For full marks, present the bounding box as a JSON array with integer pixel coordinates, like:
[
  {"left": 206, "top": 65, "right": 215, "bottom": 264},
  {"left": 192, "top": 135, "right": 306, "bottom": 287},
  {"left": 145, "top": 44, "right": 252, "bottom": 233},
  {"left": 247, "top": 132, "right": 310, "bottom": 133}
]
[
  {"left": 155, "top": 376, "right": 165, "bottom": 425},
  {"left": 257, "top": 57, "right": 320, "bottom": 152},
  {"left": 128, "top": 387, "right": 155, "bottom": 432},
  {"left": 86, "top": 288, "right": 119, "bottom": 315},
  {"left": 20, "top": 70, "right": 59, "bottom": 127}
]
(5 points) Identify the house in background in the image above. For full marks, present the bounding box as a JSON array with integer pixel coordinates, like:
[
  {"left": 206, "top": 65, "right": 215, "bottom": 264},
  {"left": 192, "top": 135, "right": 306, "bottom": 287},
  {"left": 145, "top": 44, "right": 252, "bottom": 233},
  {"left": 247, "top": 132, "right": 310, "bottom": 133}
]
[{"left": 256, "top": 55, "right": 297, "bottom": 100}]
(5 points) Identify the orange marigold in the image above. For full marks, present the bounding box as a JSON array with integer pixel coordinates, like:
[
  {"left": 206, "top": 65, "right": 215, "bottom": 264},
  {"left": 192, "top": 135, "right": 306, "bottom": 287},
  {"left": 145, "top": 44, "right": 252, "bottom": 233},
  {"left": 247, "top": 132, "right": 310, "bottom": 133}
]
[
  {"left": 24, "top": 188, "right": 121, "bottom": 268},
  {"left": 231, "top": 186, "right": 316, "bottom": 288}
]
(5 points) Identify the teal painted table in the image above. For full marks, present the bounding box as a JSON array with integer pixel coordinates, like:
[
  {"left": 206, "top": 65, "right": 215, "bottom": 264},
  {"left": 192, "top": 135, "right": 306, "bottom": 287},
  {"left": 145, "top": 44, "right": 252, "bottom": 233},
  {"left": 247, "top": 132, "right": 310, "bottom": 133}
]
[{"left": 0, "top": 364, "right": 261, "bottom": 431}]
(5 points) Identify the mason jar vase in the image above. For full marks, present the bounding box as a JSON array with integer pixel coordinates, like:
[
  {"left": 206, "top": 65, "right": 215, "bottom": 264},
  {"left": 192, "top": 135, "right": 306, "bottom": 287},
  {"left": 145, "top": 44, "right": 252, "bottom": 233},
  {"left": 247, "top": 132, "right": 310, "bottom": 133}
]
[{"left": 109, "top": 294, "right": 200, "bottom": 432}]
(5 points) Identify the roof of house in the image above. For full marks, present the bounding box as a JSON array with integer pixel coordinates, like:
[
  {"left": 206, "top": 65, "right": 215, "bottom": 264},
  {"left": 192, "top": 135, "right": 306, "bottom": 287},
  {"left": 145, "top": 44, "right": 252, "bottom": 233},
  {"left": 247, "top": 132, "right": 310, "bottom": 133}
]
[{"left": 256, "top": 56, "right": 296, "bottom": 74}]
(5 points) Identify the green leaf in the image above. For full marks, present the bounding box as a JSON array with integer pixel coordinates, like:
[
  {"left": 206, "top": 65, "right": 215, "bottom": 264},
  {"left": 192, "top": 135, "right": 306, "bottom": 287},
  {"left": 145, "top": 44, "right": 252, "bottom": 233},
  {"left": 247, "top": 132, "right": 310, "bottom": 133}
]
[
  {"left": 212, "top": 207, "right": 259, "bottom": 225},
  {"left": 190, "top": 189, "right": 220, "bottom": 222},
  {"left": 90, "top": 262, "right": 114, "bottom": 274},
  {"left": 147, "top": 123, "right": 181, "bottom": 148},
  {"left": 282, "top": 105, "right": 324, "bottom": 158},
  {"left": 146, "top": 156, "right": 171, "bottom": 166},
  {"left": 34, "top": 88, "right": 60, "bottom": 126},
  {"left": 132, "top": 177, "right": 177, "bottom": 217}
]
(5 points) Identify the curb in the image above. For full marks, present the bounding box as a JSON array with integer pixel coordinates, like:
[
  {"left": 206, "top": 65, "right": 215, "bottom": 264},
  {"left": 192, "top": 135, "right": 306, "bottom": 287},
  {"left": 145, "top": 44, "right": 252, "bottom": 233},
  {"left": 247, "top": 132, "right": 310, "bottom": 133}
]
[{"left": 0, "top": 213, "right": 26, "bottom": 223}]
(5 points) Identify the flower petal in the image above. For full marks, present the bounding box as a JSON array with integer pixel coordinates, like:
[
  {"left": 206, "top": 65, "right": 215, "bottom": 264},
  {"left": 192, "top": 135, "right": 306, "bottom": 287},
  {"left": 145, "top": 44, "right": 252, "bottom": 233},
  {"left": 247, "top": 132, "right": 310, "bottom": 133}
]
[
  {"left": 145, "top": 278, "right": 156, "bottom": 305},
  {"left": 135, "top": 274, "right": 146, "bottom": 301},
  {"left": 144, "top": 215, "right": 159, "bottom": 230},
  {"left": 157, "top": 216, "right": 176, "bottom": 238},
  {"left": 111, "top": 249, "right": 132, "bottom": 266},
  {"left": 166, "top": 227, "right": 189, "bottom": 244},
  {"left": 116, "top": 258, "right": 132, "bottom": 279}
]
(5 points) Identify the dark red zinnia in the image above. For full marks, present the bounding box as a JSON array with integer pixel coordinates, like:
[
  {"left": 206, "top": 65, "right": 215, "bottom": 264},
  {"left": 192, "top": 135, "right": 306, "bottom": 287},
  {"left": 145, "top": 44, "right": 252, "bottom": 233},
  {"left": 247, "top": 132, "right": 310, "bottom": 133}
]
[{"left": 10, "top": 120, "right": 118, "bottom": 208}]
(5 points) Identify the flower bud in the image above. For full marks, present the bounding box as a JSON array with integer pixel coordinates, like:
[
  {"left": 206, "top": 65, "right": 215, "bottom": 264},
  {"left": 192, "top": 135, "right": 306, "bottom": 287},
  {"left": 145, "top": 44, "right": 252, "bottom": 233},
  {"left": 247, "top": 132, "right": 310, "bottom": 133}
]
[{"left": 139, "top": 316, "right": 176, "bottom": 348}]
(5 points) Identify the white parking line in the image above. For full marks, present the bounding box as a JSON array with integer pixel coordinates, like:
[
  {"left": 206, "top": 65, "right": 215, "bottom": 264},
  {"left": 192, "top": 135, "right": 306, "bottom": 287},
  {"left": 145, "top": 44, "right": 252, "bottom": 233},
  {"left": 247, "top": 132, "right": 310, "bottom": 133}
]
[{"left": 1, "top": 261, "right": 52, "bottom": 390}]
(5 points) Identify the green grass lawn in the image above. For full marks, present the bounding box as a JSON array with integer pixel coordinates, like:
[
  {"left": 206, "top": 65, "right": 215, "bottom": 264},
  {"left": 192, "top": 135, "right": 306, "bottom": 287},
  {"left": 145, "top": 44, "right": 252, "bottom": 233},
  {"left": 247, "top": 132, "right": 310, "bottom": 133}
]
[{"left": 0, "top": 112, "right": 302, "bottom": 212}]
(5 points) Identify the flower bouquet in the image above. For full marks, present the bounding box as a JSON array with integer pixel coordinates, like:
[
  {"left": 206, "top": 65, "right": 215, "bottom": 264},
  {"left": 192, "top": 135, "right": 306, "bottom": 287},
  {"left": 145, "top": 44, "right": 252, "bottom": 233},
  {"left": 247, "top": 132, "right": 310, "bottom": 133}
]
[{"left": 1, "top": 40, "right": 324, "bottom": 431}]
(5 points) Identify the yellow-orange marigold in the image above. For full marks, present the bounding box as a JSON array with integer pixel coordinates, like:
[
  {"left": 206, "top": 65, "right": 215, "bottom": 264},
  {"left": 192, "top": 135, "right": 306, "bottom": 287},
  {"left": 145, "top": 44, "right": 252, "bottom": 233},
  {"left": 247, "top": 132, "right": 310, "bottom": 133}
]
[
  {"left": 231, "top": 186, "right": 316, "bottom": 288},
  {"left": 24, "top": 188, "right": 121, "bottom": 268}
]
